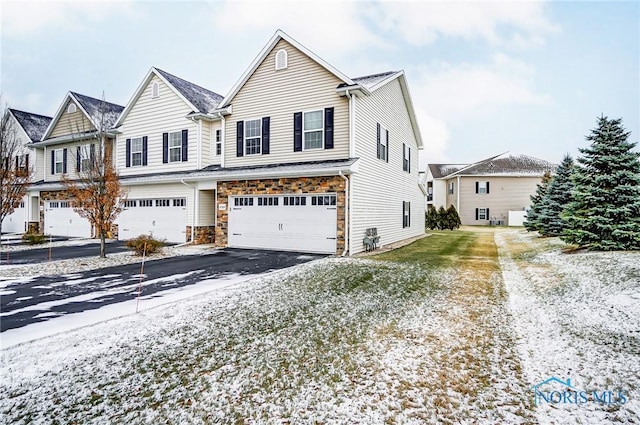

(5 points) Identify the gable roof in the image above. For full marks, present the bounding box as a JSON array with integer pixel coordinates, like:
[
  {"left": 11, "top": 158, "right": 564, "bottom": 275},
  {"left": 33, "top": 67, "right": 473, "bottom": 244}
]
[
  {"left": 8, "top": 109, "right": 52, "bottom": 143},
  {"left": 115, "top": 67, "right": 223, "bottom": 126},
  {"left": 42, "top": 91, "right": 124, "bottom": 140},
  {"left": 445, "top": 152, "right": 556, "bottom": 178},
  {"left": 428, "top": 163, "right": 469, "bottom": 179}
]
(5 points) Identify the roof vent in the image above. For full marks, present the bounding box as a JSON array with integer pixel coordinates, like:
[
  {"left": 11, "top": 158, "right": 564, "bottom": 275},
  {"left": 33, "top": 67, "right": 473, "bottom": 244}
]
[
  {"left": 275, "top": 49, "right": 288, "bottom": 70},
  {"left": 152, "top": 82, "right": 159, "bottom": 98},
  {"left": 67, "top": 103, "right": 76, "bottom": 114}
]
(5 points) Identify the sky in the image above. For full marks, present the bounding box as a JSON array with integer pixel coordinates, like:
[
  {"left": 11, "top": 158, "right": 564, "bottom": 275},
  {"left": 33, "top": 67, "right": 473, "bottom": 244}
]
[{"left": 1, "top": 0, "right": 638, "bottom": 169}]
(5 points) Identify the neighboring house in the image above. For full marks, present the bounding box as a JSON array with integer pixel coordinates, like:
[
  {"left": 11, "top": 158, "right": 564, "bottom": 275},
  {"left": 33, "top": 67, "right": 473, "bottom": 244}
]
[
  {"left": 425, "top": 152, "right": 555, "bottom": 226},
  {"left": 28, "top": 92, "right": 124, "bottom": 237},
  {"left": 1, "top": 109, "right": 52, "bottom": 234}
]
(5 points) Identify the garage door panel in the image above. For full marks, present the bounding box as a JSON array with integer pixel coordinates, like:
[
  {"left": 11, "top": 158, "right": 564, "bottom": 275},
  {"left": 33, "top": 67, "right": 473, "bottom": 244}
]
[
  {"left": 45, "top": 201, "right": 92, "bottom": 238},
  {"left": 228, "top": 194, "right": 337, "bottom": 254},
  {"left": 117, "top": 198, "right": 186, "bottom": 243},
  {"left": 2, "top": 207, "right": 25, "bottom": 233}
]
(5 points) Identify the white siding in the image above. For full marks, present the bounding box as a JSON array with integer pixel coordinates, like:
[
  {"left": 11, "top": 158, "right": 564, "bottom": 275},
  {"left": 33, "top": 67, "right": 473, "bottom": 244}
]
[
  {"left": 43, "top": 139, "right": 110, "bottom": 182},
  {"left": 206, "top": 121, "right": 222, "bottom": 167},
  {"left": 224, "top": 39, "right": 349, "bottom": 168},
  {"left": 350, "top": 78, "right": 425, "bottom": 254},
  {"left": 197, "top": 189, "right": 216, "bottom": 226},
  {"left": 116, "top": 75, "right": 200, "bottom": 175},
  {"left": 119, "top": 183, "right": 195, "bottom": 226}
]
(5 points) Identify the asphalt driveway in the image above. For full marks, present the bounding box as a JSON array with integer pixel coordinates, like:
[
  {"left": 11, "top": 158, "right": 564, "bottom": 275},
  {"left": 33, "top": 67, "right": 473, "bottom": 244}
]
[
  {"left": 0, "top": 248, "right": 325, "bottom": 332},
  {"left": 0, "top": 240, "right": 130, "bottom": 264}
]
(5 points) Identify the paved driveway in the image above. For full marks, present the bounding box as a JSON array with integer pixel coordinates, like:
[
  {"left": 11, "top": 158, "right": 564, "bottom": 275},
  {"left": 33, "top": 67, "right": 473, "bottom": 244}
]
[
  {"left": 0, "top": 241, "right": 129, "bottom": 264},
  {"left": 0, "top": 249, "right": 325, "bottom": 332}
]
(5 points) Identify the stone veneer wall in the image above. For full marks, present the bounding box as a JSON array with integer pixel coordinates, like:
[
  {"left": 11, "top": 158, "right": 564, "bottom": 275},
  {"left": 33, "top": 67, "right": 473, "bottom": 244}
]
[
  {"left": 216, "top": 176, "right": 346, "bottom": 254},
  {"left": 186, "top": 226, "right": 216, "bottom": 244}
]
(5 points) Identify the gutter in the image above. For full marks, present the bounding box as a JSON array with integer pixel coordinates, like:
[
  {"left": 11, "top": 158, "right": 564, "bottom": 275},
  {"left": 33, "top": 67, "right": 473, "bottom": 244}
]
[{"left": 339, "top": 171, "right": 350, "bottom": 257}]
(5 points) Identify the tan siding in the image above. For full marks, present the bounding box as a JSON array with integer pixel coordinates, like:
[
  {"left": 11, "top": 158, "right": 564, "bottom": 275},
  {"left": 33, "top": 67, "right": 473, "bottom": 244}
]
[
  {"left": 49, "top": 100, "right": 95, "bottom": 137},
  {"left": 224, "top": 39, "right": 349, "bottom": 167},
  {"left": 43, "top": 138, "right": 111, "bottom": 182},
  {"left": 456, "top": 176, "right": 544, "bottom": 225},
  {"left": 197, "top": 189, "right": 216, "bottom": 226},
  {"left": 118, "top": 183, "right": 195, "bottom": 226},
  {"left": 115, "top": 75, "right": 200, "bottom": 175},
  {"left": 350, "top": 79, "right": 425, "bottom": 254},
  {"left": 200, "top": 119, "right": 210, "bottom": 167}
]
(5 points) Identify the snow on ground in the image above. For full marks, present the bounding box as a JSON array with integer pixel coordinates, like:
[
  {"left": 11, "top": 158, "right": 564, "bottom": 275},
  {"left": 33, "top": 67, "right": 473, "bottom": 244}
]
[{"left": 496, "top": 230, "right": 640, "bottom": 424}]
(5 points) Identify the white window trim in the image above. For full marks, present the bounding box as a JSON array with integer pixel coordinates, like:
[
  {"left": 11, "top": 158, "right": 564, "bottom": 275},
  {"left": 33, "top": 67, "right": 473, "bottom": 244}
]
[
  {"left": 243, "top": 118, "right": 262, "bottom": 156},
  {"left": 168, "top": 131, "right": 182, "bottom": 163},
  {"left": 67, "top": 103, "right": 76, "bottom": 114},
  {"left": 378, "top": 124, "right": 389, "bottom": 161},
  {"left": 478, "top": 208, "right": 488, "bottom": 220},
  {"left": 79, "top": 144, "right": 92, "bottom": 172},
  {"left": 302, "top": 109, "right": 324, "bottom": 151},
  {"left": 152, "top": 82, "right": 160, "bottom": 98},
  {"left": 54, "top": 149, "right": 64, "bottom": 174},
  {"left": 275, "top": 49, "right": 288, "bottom": 70},
  {"left": 130, "top": 137, "right": 143, "bottom": 167},
  {"left": 477, "top": 181, "right": 489, "bottom": 194},
  {"left": 215, "top": 129, "right": 222, "bottom": 156},
  {"left": 448, "top": 181, "right": 454, "bottom": 195}
]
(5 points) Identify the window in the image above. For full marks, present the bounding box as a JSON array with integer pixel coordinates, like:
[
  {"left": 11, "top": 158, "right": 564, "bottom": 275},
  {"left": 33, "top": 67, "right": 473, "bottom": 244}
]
[
  {"left": 125, "top": 200, "right": 137, "bottom": 208},
  {"left": 303, "top": 110, "right": 323, "bottom": 150},
  {"left": 377, "top": 123, "right": 389, "bottom": 162},
  {"left": 476, "top": 181, "right": 490, "bottom": 194},
  {"left": 216, "top": 130, "right": 222, "bottom": 155},
  {"left": 16, "top": 154, "right": 29, "bottom": 174},
  {"left": 275, "top": 49, "right": 288, "bottom": 70},
  {"left": 173, "top": 198, "right": 185, "bottom": 207},
  {"left": 403, "top": 201, "right": 411, "bottom": 228},
  {"left": 78, "top": 144, "right": 93, "bottom": 172},
  {"left": 244, "top": 119, "right": 262, "bottom": 155},
  {"left": 60, "top": 201, "right": 70, "bottom": 208},
  {"left": 477, "top": 208, "right": 488, "bottom": 220},
  {"left": 257, "top": 197, "right": 279, "bottom": 206},
  {"left": 67, "top": 104, "right": 76, "bottom": 114},
  {"left": 131, "top": 137, "right": 143, "bottom": 167},
  {"left": 403, "top": 144, "right": 411, "bottom": 172},
  {"left": 283, "top": 196, "right": 307, "bottom": 206},
  {"left": 155, "top": 199, "right": 171, "bottom": 207},
  {"left": 311, "top": 195, "right": 337, "bottom": 206},
  {"left": 152, "top": 82, "right": 159, "bottom": 98},
  {"left": 448, "top": 181, "right": 454, "bottom": 195},
  {"left": 54, "top": 149, "right": 64, "bottom": 174},
  {"left": 234, "top": 197, "right": 254, "bottom": 206},
  {"left": 49, "top": 201, "right": 59, "bottom": 208},
  {"left": 169, "top": 131, "right": 182, "bottom": 162},
  {"left": 139, "top": 199, "right": 153, "bottom": 207}
]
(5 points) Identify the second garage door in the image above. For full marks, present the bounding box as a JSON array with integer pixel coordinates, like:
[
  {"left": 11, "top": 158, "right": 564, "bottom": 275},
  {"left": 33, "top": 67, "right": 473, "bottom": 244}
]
[
  {"left": 228, "top": 194, "right": 337, "bottom": 254},
  {"left": 44, "top": 201, "right": 92, "bottom": 238},
  {"left": 118, "top": 198, "right": 186, "bottom": 243}
]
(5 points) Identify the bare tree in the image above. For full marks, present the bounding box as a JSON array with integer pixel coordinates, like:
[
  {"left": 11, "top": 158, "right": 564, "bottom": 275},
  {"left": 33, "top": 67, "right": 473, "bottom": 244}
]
[
  {"left": 0, "top": 103, "right": 32, "bottom": 239},
  {"left": 62, "top": 94, "right": 126, "bottom": 258}
]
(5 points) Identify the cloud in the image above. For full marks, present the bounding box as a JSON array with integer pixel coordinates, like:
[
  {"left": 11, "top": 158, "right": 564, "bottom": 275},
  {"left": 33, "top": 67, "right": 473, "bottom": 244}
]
[
  {"left": 416, "top": 110, "right": 450, "bottom": 165},
  {"left": 1, "top": 1, "right": 137, "bottom": 37},
  {"left": 369, "top": 1, "right": 559, "bottom": 48}
]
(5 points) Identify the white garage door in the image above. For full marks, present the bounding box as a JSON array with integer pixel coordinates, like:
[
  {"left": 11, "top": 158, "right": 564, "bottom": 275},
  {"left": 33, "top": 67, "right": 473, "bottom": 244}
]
[
  {"left": 228, "top": 194, "right": 337, "bottom": 254},
  {"left": 118, "top": 198, "right": 186, "bottom": 243},
  {"left": 1, "top": 202, "right": 25, "bottom": 233},
  {"left": 45, "top": 201, "right": 92, "bottom": 238}
]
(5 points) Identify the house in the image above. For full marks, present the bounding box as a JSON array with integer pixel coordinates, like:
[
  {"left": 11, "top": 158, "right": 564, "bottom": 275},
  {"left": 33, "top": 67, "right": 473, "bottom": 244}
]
[
  {"left": 110, "top": 29, "right": 425, "bottom": 254},
  {"left": 425, "top": 152, "right": 555, "bottom": 226},
  {"left": 27, "top": 92, "right": 124, "bottom": 237},
  {"left": 1, "top": 109, "right": 52, "bottom": 234}
]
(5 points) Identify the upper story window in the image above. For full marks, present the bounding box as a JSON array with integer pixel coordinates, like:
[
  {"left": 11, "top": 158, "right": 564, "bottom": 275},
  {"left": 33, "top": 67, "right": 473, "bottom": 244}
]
[
  {"left": 377, "top": 123, "right": 389, "bottom": 162},
  {"left": 15, "top": 154, "right": 29, "bottom": 175},
  {"left": 53, "top": 149, "right": 65, "bottom": 174},
  {"left": 275, "top": 49, "right": 288, "bottom": 70},
  {"left": 216, "top": 129, "right": 222, "bottom": 155},
  {"left": 131, "top": 137, "right": 143, "bottom": 166},
  {"left": 152, "top": 82, "right": 160, "bottom": 98},
  {"left": 162, "top": 130, "right": 188, "bottom": 163},
  {"left": 67, "top": 103, "right": 76, "bottom": 114},
  {"left": 303, "top": 110, "right": 323, "bottom": 150},
  {"left": 448, "top": 181, "right": 454, "bottom": 195},
  {"left": 244, "top": 119, "right": 262, "bottom": 155},
  {"left": 169, "top": 131, "right": 182, "bottom": 162},
  {"left": 77, "top": 144, "right": 94, "bottom": 172},
  {"left": 476, "top": 181, "right": 490, "bottom": 194},
  {"left": 402, "top": 144, "right": 411, "bottom": 173}
]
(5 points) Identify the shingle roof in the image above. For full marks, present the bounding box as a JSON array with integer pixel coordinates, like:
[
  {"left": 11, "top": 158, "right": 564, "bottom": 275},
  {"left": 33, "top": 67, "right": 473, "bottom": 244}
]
[
  {"left": 452, "top": 152, "right": 556, "bottom": 176},
  {"left": 350, "top": 71, "right": 398, "bottom": 90},
  {"left": 9, "top": 109, "right": 52, "bottom": 143},
  {"left": 428, "top": 163, "right": 468, "bottom": 179},
  {"left": 70, "top": 92, "right": 124, "bottom": 130},
  {"left": 155, "top": 68, "right": 223, "bottom": 113}
]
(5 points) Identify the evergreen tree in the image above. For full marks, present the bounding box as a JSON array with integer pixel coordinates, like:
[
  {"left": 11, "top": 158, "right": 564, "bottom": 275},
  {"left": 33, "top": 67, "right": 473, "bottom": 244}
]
[
  {"left": 538, "top": 155, "right": 575, "bottom": 236},
  {"left": 425, "top": 207, "right": 438, "bottom": 230},
  {"left": 445, "top": 205, "right": 461, "bottom": 230},
  {"left": 524, "top": 171, "right": 552, "bottom": 232},
  {"left": 561, "top": 116, "right": 640, "bottom": 250},
  {"left": 436, "top": 206, "right": 447, "bottom": 230}
]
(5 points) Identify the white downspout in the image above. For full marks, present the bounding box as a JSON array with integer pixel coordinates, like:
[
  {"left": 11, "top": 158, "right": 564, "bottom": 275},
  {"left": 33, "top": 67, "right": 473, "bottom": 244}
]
[
  {"left": 345, "top": 90, "right": 356, "bottom": 158},
  {"left": 456, "top": 176, "right": 461, "bottom": 211},
  {"left": 220, "top": 115, "right": 226, "bottom": 168},
  {"left": 339, "top": 171, "right": 349, "bottom": 257},
  {"left": 181, "top": 179, "right": 196, "bottom": 243},
  {"left": 197, "top": 119, "right": 202, "bottom": 169}
]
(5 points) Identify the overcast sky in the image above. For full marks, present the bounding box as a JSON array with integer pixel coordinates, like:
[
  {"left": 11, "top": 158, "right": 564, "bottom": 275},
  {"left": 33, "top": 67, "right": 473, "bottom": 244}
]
[{"left": 2, "top": 1, "right": 638, "bottom": 168}]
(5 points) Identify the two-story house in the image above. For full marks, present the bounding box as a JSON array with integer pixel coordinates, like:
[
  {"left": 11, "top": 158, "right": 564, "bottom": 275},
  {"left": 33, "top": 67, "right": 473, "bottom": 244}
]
[
  {"left": 28, "top": 92, "right": 124, "bottom": 237},
  {"left": 426, "top": 152, "right": 555, "bottom": 226},
  {"left": 2, "top": 109, "right": 52, "bottom": 234}
]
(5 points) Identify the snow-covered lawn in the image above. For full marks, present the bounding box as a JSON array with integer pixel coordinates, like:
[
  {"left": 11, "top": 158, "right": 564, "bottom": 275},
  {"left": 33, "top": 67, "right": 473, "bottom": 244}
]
[{"left": 1, "top": 230, "right": 638, "bottom": 424}]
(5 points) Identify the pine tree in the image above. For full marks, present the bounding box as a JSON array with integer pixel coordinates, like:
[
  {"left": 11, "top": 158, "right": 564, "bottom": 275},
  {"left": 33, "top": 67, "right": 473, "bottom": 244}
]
[
  {"left": 561, "top": 116, "right": 640, "bottom": 250},
  {"left": 445, "top": 205, "right": 461, "bottom": 230},
  {"left": 524, "top": 171, "right": 552, "bottom": 232},
  {"left": 538, "top": 155, "right": 575, "bottom": 236},
  {"left": 436, "top": 206, "right": 447, "bottom": 230},
  {"left": 425, "top": 207, "right": 438, "bottom": 230}
]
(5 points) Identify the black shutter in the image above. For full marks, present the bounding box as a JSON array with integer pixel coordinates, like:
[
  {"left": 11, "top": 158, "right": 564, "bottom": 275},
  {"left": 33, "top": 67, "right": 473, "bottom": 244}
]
[
  {"left": 126, "top": 138, "right": 131, "bottom": 167},
  {"left": 487, "top": 208, "right": 490, "bottom": 219},
  {"left": 162, "top": 133, "right": 168, "bottom": 163},
  {"left": 324, "top": 107, "right": 334, "bottom": 149},
  {"left": 475, "top": 208, "right": 479, "bottom": 220},
  {"left": 51, "top": 150, "right": 55, "bottom": 174},
  {"left": 15, "top": 156, "right": 19, "bottom": 170},
  {"left": 182, "top": 129, "right": 188, "bottom": 161},
  {"left": 402, "top": 201, "right": 405, "bottom": 227},
  {"left": 62, "top": 148, "right": 67, "bottom": 174},
  {"left": 76, "top": 147, "right": 81, "bottom": 172},
  {"left": 262, "top": 117, "right": 270, "bottom": 154},
  {"left": 408, "top": 147, "right": 411, "bottom": 172},
  {"left": 142, "top": 136, "right": 148, "bottom": 166},
  {"left": 293, "top": 112, "right": 302, "bottom": 152},
  {"left": 376, "top": 123, "right": 381, "bottom": 159},
  {"left": 385, "top": 129, "right": 389, "bottom": 163},
  {"left": 475, "top": 182, "right": 479, "bottom": 194},
  {"left": 90, "top": 144, "right": 95, "bottom": 165},
  {"left": 236, "top": 121, "right": 244, "bottom": 157},
  {"left": 402, "top": 144, "right": 406, "bottom": 170},
  {"left": 408, "top": 202, "right": 411, "bottom": 227},
  {"left": 25, "top": 154, "right": 29, "bottom": 174},
  {"left": 486, "top": 182, "right": 490, "bottom": 194}
]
